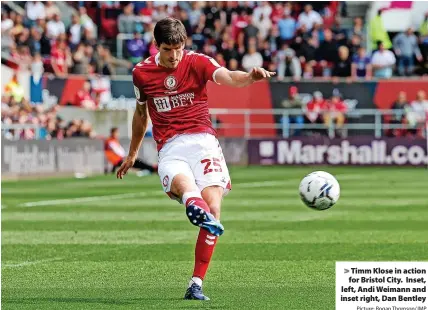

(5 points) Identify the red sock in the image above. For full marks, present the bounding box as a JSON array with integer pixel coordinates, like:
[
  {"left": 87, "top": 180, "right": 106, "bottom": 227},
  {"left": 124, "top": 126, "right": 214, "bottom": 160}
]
[
  {"left": 184, "top": 196, "right": 210, "bottom": 213},
  {"left": 193, "top": 228, "right": 218, "bottom": 280}
]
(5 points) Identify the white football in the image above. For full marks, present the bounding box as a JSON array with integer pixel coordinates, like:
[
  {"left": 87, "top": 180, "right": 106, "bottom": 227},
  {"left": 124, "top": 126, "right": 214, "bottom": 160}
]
[{"left": 299, "top": 171, "right": 340, "bottom": 210}]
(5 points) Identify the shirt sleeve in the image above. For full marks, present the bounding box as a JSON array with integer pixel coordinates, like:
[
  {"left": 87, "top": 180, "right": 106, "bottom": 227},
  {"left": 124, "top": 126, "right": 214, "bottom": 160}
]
[
  {"left": 193, "top": 53, "right": 223, "bottom": 85},
  {"left": 132, "top": 68, "right": 146, "bottom": 105}
]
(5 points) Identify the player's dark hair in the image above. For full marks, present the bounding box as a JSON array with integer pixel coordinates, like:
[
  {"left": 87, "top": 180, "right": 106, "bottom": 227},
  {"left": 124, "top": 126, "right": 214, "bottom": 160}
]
[
  {"left": 154, "top": 17, "right": 187, "bottom": 46},
  {"left": 111, "top": 127, "right": 118, "bottom": 135}
]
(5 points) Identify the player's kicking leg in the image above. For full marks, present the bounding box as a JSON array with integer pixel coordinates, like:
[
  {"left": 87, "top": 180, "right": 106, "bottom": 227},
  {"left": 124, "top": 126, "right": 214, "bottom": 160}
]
[
  {"left": 184, "top": 185, "right": 224, "bottom": 301},
  {"left": 170, "top": 174, "right": 224, "bottom": 237}
]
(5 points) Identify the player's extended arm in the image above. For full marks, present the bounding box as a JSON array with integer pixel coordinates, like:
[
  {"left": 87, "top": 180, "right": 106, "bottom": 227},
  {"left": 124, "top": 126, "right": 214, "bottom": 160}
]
[
  {"left": 117, "top": 100, "right": 149, "bottom": 179},
  {"left": 214, "top": 67, "right": 276, "bottom": 88}
]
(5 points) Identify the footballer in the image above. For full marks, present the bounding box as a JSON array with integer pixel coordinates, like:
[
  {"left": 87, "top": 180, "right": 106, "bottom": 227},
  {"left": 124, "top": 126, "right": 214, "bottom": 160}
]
[{"left": 117, "top": 17, "right": 275, "bottom": 300}]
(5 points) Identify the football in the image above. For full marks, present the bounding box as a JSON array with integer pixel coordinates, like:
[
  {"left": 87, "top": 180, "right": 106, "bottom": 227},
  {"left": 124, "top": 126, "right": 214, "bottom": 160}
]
[{"left": 299, "top": 171, "right": 340, "bottom": 210}]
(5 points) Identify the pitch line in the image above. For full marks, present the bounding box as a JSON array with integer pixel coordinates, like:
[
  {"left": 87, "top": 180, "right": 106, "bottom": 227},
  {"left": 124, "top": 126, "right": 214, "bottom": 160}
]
[
  {"left": 18, "top": 192, "right": 149, "bottom": 207},
  {"left": 16, "top": 175, "right": 361, "bottom": 208},
  {"left": 16, "top": 181, "right": 283, "bottom": 207},
  {"left": 2, "top": 250, "right": 101, "bottom": 269},
  {"left": 2, "top": 256, "right": 66, "bottom": 268}
]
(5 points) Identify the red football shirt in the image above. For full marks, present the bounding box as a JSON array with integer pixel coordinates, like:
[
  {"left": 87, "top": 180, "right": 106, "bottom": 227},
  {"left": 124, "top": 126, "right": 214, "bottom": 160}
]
[
  {"left": 51, "top": 48, "right": 66, "bottom": 74},
  {"left": 329, "top": 100, "right": 347, "bottom": 113},
  {"left": 132, "top": 50, "right": 222, "bottom": 151}
]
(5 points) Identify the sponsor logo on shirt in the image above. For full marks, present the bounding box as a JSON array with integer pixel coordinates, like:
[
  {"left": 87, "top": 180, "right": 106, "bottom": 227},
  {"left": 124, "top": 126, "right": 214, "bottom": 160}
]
[{"left": 153, "top": 93, "right": 195, "bottom": 112}]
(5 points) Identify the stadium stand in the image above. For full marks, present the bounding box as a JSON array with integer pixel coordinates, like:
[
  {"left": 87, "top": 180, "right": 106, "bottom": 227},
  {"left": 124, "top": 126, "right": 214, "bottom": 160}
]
[
  {"left": 2, "top": 1, "right": 427, "bottom": 77},
  {"left": 1, "top": 1, "right": 428, "bottom": 141}
]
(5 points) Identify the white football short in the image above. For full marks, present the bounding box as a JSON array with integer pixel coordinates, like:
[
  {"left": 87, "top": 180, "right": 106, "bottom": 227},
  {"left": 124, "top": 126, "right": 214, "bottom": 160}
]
[{"left": 157, "top": 133, "right": 231, "bottom": 202}]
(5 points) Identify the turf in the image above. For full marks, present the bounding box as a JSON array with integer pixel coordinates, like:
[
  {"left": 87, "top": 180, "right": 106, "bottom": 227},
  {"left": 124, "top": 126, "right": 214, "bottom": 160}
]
[{"left": 2, "top": 166, "right": 428, "bottom": 309}]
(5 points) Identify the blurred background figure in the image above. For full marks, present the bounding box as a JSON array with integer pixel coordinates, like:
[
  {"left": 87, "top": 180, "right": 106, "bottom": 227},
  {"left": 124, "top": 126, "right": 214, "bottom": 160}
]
[{"left": 104, "top": 127, "right": 157, "bottom": 176}]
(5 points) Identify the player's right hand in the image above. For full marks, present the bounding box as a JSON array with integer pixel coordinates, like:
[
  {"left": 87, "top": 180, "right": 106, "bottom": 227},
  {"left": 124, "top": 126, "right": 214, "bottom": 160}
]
[{"left": 116, "top": 157, "right": 136, "bottom": 179}]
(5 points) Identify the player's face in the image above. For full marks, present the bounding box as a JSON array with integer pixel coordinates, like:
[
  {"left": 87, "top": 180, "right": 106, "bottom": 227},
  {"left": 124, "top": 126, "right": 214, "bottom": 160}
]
[{"left": 158, "top": 43, "right": 184, "bottom": 68}]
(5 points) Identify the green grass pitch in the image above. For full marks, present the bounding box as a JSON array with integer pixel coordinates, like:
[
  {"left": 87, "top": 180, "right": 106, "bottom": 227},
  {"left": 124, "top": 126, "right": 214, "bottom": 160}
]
[{"left": 2, "top": 166, "right": 428, "bottom": 309}]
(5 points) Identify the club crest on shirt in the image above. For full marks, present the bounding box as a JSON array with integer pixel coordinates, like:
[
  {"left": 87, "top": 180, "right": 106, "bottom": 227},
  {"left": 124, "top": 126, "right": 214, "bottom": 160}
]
[{"left": 164, "top": 75, "right": 177, "bottom": 90}]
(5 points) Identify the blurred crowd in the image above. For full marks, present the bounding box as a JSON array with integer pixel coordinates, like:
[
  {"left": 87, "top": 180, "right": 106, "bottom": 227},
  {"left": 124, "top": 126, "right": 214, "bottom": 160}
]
[
  {"left": 2, "top": 75, "right": 97, "bottom": 140},
  {"left": 278, "top": 86, "right": 428, "bottom": 138},
  {"left": 1, "top": 1, "right": 428, "bottom": 141},
  {"left": 1, "top": 1, "right": 428, "bottom": 79},
  {"left": 387, "top": 90, "right": 428, "bottom": 137},
  {"left": 278, "top": 86, "right": 349, "bottom": 137},
  {"left": 1, "top": 1, "right": 132, "bottom": 77}
]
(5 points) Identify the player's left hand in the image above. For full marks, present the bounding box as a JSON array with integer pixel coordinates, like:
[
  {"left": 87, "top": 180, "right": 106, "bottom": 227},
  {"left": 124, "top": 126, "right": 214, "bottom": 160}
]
[
  {"left": 250, "top": 67, "right": 276, "bottom": 82},
  {"left": 116, "top": 157, "right": 135, "bottom": 179}
]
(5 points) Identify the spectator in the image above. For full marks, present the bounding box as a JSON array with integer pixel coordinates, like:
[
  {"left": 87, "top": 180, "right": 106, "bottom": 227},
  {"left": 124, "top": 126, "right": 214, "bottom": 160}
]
[
  {"left": 126, "top": 31, "right": 146, "bottom": 65},
  {"left": 302, "top": 63, "right": 314, "bottom": 79},
  {"left": 324, "top": 89, "right": 347, "bottom": 136},
  {"left": 420, "top": 13, "right": 428, "bottom": 62},
  {"left": 31, "top": 53, "right": 44, "bottom": 84},
  {"left": 280, "top": 86, "right": 304, "bottom": 136},
  {"left": 352, "top": 47, "right": 372, "bottom": 79},
  {"left": 152, "top": 4, "right": 169, "bottom": 23},
  {"left": 178, "top": 8, "right": 192, "bottom": 35},
  {"left": 10, "top": 14, "right": 24, "bottom": 37},
  {"left": 214, "top": 53, "right": 226, "bottom": 67},
  {"left": 393, "top": 27, "right": 423, "bottom": 76},
  {"left": 371, "top": 41, "right": 396, "bottom": 78},
  {"left": 38, "top": 25, "right": 52, "bottom": 56},
  {"left": 28, "top": 27, "right": 42, "bottom": 56},
  {"left": 241, "top": 43, "right": 263, "bottom": 72},
  {"left": 369, "top": 9, "right": 392, "bottom": 51},
  {"left": 67, "top": 14, "right": 82, "bottom": 50},
  {"left": 19, "top": 45, "right": 33, "bottom": 68},
  {"left": 277, "top": 8, "right": 296, "bottom": 42},
  {"left": 252, "top": 12, "right": 271, "bottom": 41},
  {"left": 46, "top": 13, "right": 65, "bottom": 40},
  {"left": 271, "top": 2, "right": 284, "bottom": 25},
  {"left": 189, "top": 2, "right": 202, "bottom": 28},
  {"left": 252, "top": 1, "right": 272, "bottom": 22},
  {"left": 1, "top": 11, "right": 14, "bottom": 51},
  {"left": 387, "top": 91, "right": 410, "bottom": 137},
  {"left": 348, "top": 17, "right": 366, "bottom": 46},
  {"left": 74, "top": 81, "right": 96, "bottom": 109},
  {"left": 118, "top": 3, "right": 136, "bottom": 34},
  {"left": 304, "top": 91, "right": 326, "bottom": 132},
  {"left": 408, "top": 90, "right": 428, "bottom": 135},
  {"left": 96, "top": 45, "right": 131, "bottom": 75},
  {"left": 72, "top": 43, "right": 94, "bottom": 74},
  {"left": 51, "top": 38, "right": 71, "bottom": 77},
  {"left": 347, "top": 34, "right": 362, "bottom": 58},
  {"left": 232, "top": 9, "right": 250, "bottom": 40},
  {"left": 331, "top": 15, "right": 347, "bottom": 46},
  {"left": 275, "top": 44, "right": 301, "bottom": 80},
  {"left": 25, "top": 1, "right": 45, "bottom": 24},
  {"left": 44, "top": 1, "right": 60, "bottom": 20},
  {"left": 4, "top": 74, "right": 25, "bottom": 103},
  {"left": 16, "top": 29, "right": 30, "bottom": 48},
  {"left": 1, "top": 11, "right": 13, "bottom": 33},
  {"left": 298, "top": 4, "right": 323, "bottom": 32},
  {"left": 259, "top": 40, "right": 273, "bottom": 67},
  {"left": 266, "top": 25, "right": 281, "bottom": 53},
  {"left": 243, "top": 18, "right": 259, "bottom": 48},
  {"left": 332, "top": 46, "right": 352, "bottom": 79},
  {"left": 105, "top": 127, "right": 157, "bottom": 175},
  {"left": 297, "top": 35, "right": 316, "bottom": 62},
  {"left": 229, "top": 58, "right": 239, "bottom": 70},
  {"left": 316, "top": 29, "right": 338, "bottom": 77},
  {"left": 218, "top": 38, "right": 238, "bottom": 63},
  {"left": 78, "top": 6, "right": 96, "bottom": 39}
]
